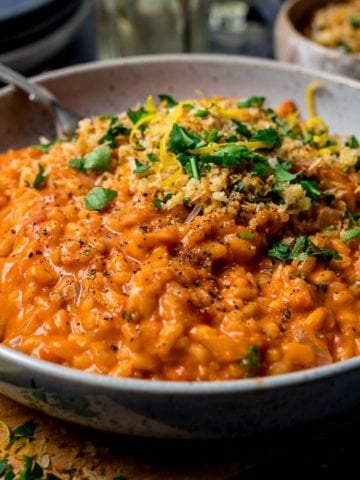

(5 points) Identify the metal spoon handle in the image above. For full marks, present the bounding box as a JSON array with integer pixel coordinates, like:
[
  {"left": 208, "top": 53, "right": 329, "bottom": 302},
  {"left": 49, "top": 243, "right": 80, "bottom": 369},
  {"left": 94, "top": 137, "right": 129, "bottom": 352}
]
[
  {"left": 0, "top": 63, "right": 79, "bottom": 138},
  {"left": 0, "top": 62, "right": 56, "bottom": 106}
]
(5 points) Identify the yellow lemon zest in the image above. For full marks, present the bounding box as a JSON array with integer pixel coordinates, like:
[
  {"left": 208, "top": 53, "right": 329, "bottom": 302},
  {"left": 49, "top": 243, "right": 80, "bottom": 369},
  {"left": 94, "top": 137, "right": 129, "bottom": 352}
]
[
  {"left": 355, "top": 185, "right": 360, "bottom": 194},
  {"left": 129, "top": 113, "right": 157, "bottom": 145},
  {"left": 317, "top": 145, "right": 341, "bottom": 156},
  {"left": 287, "top": 111, "right": 299, "bottom": 128},
  {"left": 144, "top": 95, "right": 156, "bottom": 112},
  {"left": 304, "top": 116, "right": 329, "bottom": 148},
  {"left": 0, "top": 420, "right": 10, "bottom": 451},
  {"left": 218, "top": 108, "right": 253, "bottom": 122},
  {"left": 306, "top": 81, "right": 322, "bottom": 118},
  {"left": 161, "top": 167, "right": 183, "bottom": 187}
]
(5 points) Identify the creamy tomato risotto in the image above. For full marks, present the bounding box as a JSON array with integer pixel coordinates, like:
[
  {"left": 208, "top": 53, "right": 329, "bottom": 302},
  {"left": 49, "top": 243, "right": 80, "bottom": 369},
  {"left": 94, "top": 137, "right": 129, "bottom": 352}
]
[
  {"left": 0, "top": 92, "right": 359, "bottom": 381},
  {"left": 307, "top": 0, "right": 360, "bottom": 54}
]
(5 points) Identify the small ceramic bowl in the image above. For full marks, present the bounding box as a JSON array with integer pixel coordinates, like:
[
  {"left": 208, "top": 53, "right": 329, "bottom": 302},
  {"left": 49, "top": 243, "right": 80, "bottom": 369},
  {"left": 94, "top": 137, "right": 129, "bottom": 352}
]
[{"left": 274, "top": 0, "right": 360, "bottom": 80}]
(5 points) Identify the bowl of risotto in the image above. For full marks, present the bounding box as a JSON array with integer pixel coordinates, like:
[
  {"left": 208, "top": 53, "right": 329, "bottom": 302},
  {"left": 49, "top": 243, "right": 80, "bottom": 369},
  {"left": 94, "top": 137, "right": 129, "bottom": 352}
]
[
  {"left": 0, "top": 54, "right": 360, "bottom": 438},
  {"left": 275, "top": 0, "right": 360, "bottom": 80}
]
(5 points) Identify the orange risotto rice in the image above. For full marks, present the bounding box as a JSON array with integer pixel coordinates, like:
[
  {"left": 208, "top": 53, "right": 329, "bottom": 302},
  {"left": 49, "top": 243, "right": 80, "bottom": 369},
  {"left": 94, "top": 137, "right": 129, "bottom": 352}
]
[{"left": 0, "top": 92, "right": 359, "bottom": 381}]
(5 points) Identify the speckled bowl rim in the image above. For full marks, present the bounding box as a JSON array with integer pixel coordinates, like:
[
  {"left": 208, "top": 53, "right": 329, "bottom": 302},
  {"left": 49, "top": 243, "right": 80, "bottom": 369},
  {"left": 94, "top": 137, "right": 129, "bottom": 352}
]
[
  {"left": 279, "top": 0, "right": 360, "bottom": 59},
  {"left": 1, "top": 53, "right": 360, "bottom": 396}
]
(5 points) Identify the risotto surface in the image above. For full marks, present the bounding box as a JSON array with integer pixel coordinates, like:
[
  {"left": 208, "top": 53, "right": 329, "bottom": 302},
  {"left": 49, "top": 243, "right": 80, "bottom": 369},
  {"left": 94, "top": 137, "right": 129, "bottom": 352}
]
[{"left": 0, "top": 93, "right": 359, "bottom": 381}]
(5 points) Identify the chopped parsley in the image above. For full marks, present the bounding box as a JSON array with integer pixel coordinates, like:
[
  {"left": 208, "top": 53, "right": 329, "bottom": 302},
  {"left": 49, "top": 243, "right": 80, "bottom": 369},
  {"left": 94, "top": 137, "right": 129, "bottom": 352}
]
[
  {"left": 133, "top": 160, "right": 150, "bottom": 175},
  {"left": 237, "top": 96, "right": 265, "bottom": 108},
  {"left": 345, "top": 135, "right": 359, "bottom": 148},
  {"left": 69, "top": 145, "right": 111, "bottom": 173},
  {"left": 158, "top": 94, "right": 178, "bottom": 107},
  {"left": 251, "top": 128, "right": 281, "bottom": 149},
  {"left": 85, "top": 187, "right": 117, "bottom": 211},
  {"left": 336, "top": 40, "right": 352, "bottom": 53},
  {"left": 32, "top": 165, "right": 47, "bottom": 189},
  {"left": 233, "top": 120, "right": 252, "bottom": 138},
  {"left": 127, "top": 107, "right": 150, "bottom": 124},
  {"left": 349, "top": 16, "right": 360, "bottom": 29},
  {"left": 99, "top": 117, "right": 130, "bottom": 147},
  {"left": 268, "top": 236, "right": 342, "bottom": 262},
  {"left": 147, "top": 153, "right": 158, "bottom": 163},
  {"left": 299, "top": 179, "right": 322, "bottom": 202},
  {"left": 152, "top": 193, "right": 174, "bottom": 209},
  {"left": 274, "top": 161, "right": 300, "bottom": 183},
  {"left": 194, "top": 109, "right": 210, "bottom": 118},
  {"left": 11, "top": 421, "right": 36, "bottom": 444},
  {"left": 344, "top": 207, "right": 359, "bottom": 228},
  {"left": 169, "top": 124, "right": 200, "bottom": 153},
  {"left": 239, "top": 345, "right": 261, "bottom": 376},
  {"left": 342, "top": 228, "right": 360, "bottom": 242},
  {"left": 237, "top": 232, "right": 255, "bottom": 240},
  {"left": 122, "top": 310, "right": 133, "bottom": 321}
]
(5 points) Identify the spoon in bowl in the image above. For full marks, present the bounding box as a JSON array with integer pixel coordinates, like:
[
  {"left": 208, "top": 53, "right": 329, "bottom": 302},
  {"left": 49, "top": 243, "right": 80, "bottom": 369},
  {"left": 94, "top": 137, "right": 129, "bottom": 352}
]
[{"left": 0, "top": 63, "right": 79, "bottom": 138}]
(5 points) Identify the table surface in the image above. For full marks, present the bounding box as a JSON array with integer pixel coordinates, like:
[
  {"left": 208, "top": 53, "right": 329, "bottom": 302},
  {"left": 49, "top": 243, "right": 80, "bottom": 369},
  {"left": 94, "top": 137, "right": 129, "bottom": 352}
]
[{"left": 0, "top": 393, "right": 359, "bottom": 479}]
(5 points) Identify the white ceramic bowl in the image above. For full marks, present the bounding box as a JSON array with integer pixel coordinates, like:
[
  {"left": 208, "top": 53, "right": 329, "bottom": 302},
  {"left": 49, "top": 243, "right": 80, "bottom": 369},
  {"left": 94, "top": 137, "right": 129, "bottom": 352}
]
[
  {"left": 274, "top": 0, "right": 360, "bottom": 80},
  {"left": 0, "top": 55, "right": 360, "bottom": 438}
]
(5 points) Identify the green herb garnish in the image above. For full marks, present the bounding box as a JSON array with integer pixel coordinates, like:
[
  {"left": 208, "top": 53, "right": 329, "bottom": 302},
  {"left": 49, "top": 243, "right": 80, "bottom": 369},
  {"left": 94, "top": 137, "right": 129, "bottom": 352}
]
[
  {"left": 239, "top": 345, "right": 261, "bottom": 376},
  {"left": 158, "top": 94, "right": 178, "bottom": 108},
  {"left": 85, "top": 187, "right": 117, "bottom": 211},
  {"left": 127, "top": 107, "right": 149, "bottom": 125},
  {"left": 194, "top": 109, "right": 210, "bottom": 118},
  {"left": 133, "top": 160, "right": 150, "bottom": 175},
  {"left": 345, "top": 135, "right": 359, "bottom": 148},
  {"left": 69, "top": 145, "right": 111, "bottom": 173},
  {"left": 251, "top": 128, "right": 281, "bottom": 149},
  {"left": 169, "top": 124, "right": 200, "bottom": 153},
  {"left": 342, "top": 228, "right": 360, "bottom": 242},
  {"left": 344, "top": 207, "right": 359, "bottom": 228},
  {"left": 147, "top": 153, "right": 158, "bottom": 163},
  {"left": 237, "top": 232, "right": 255, "bottom": 240},
  {"left": 11, "top": 421, "right": 36, "bottom": 444},
  {"left": 122, "top": 311, "right": 133, "bottom": 321},
  {"left": 233, "top": 120, "right": 252, "bottom": 138},
  {"left": 268, "top": 236, "right": 341, "bottom": 262},
  {"left": 32, "top": 165, "right": 47, "bottom": 189},
  {"left": 99, "top": 117, "right": 130, "bottom": 148},
  {"left": 237, "top": 96, "right": 265, "bottom": 108},
  {"left": 300, "top": 179, "right": 322, "bottom": 202},
  {"left": 274, "top": 161, "right": 299, "bottom": 183},
  {"left": 349, "top": 16, "right": 360, "bottom": 29},
  {"left": 336, "top": 40, "right": 352, "bottom": 53}
]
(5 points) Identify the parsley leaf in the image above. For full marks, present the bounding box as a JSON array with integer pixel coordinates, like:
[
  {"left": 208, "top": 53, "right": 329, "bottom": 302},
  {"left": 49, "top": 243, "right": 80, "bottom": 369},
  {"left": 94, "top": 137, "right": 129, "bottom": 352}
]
[
  {"left": 300, "top": 179, "right": 322, "bottom": 202},
  {"left": 85, "top": 187, "right": 117, "bottom": 211},
  {"left": 336, "top": 40, "right": 352, "bottom": 53},
  {"left": 345, "top": 135, "right": 359, "bottom": 148},
  {"left": 237, "top": 96, "right": 265, "bottom": 108},
  {"left": 152, "top": 193, "right": 173, "bottom": 209},
  {"left": 169, "top": 124, "right": 200, "bottom": 153},
  {"left": 32, "top": 165, "right": 47, "bottom": 189},
  {"left": 147, "top": 153, "right": 158, "bottom": 163},
  {"left": 342, "top": 228, "right": 360, "bottom": 242},
  {"left": 11, "top": 421, "right": 36, "bottom": 444},
  {"left": 233, "top": 120, "right": 252, "bottom": 138},
  {"left": 237, "top": 232, "right": 255, "bottom": 240},
  {"left": 133, "top": 160, "right": 150, "bottom": 175},
  {"left": 349, "top": 16, "right": 360, "bottom": 29},
  {"left": 344, "top": 207, "right": 359, "bottom": 228},
  {"left": 268, "top": 236, "right": 341, "bottom": 262},
  {"left": 99, "top": 117, "right": 130, "bottom": 148},
  {"left": 158, "top": 94, "right": 178, "bottom": 107},
  {"left": 239, "top": 345, "right": 261, "bottom": 376},
  {"left": 127, "top": 107, "right": 149, "bottom": 124},
  {"left": 274, "top": 161, "right": 299, "bottom": 182},
  {"left": 83, "top": 145, "right": 111, "bottom": 172},
  {"left": 69, "top": 146, "right": 111, "bottom": 173},
  {"left": 202, "top": 145, "right": 269, "bottom": 170},
  {"left": 251, "top": 128, "right": 281, "bottom": 149},
  {"left": 194, "top": 109, "right": 210, "bottom": 118}
]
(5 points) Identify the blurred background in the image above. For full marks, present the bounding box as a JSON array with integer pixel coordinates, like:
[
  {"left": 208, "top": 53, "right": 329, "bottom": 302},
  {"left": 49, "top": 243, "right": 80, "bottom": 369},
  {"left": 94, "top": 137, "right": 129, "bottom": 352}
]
[{"left": 0, "top": 0, "right": 286, "bottom": 75}]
